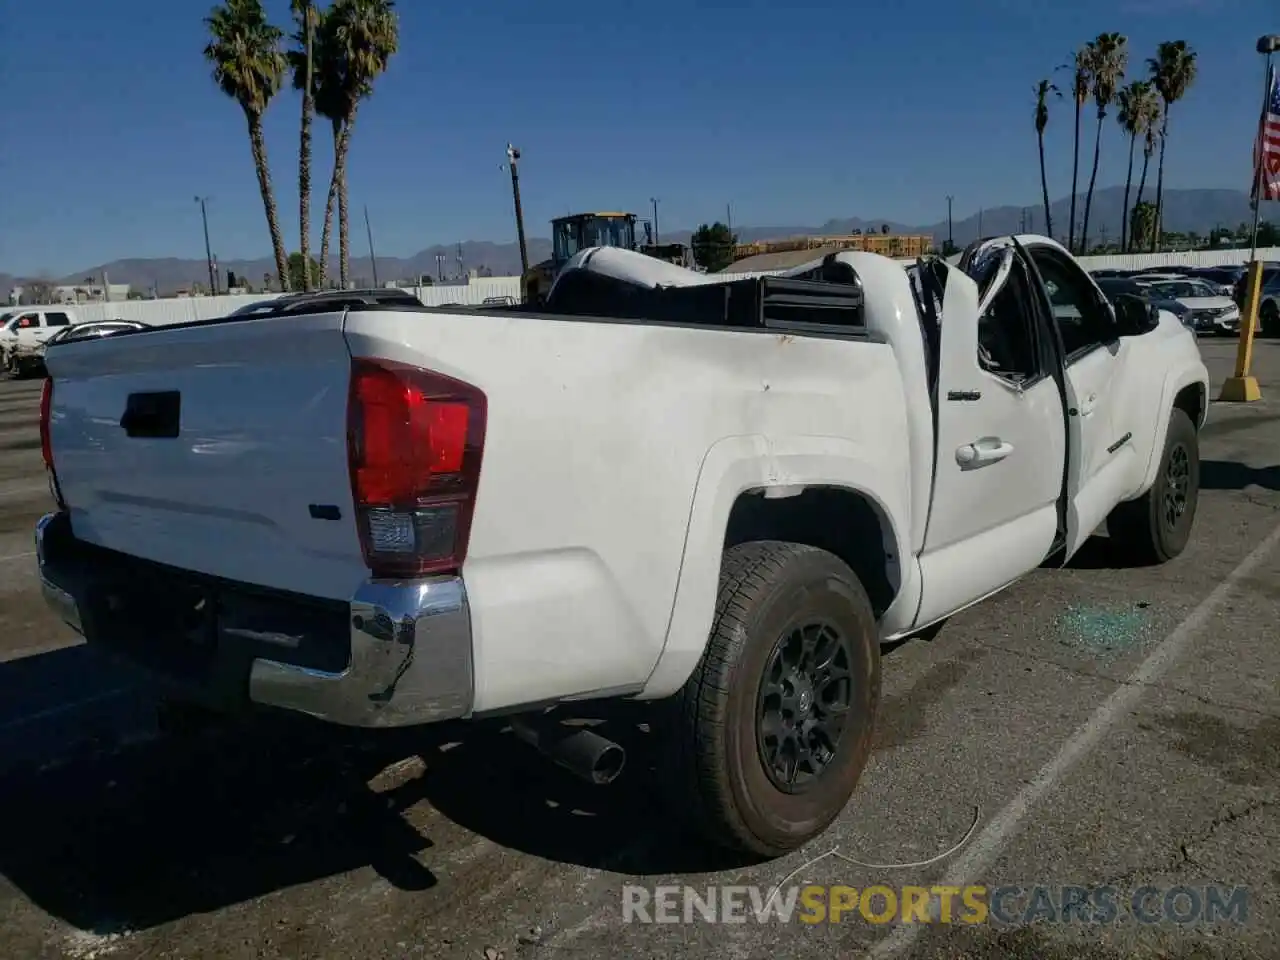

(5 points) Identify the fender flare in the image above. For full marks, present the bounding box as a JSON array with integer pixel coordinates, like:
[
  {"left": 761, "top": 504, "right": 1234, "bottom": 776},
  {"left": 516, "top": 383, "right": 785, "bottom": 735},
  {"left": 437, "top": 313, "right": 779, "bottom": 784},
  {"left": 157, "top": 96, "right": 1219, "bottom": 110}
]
[
  {"left": 1137, "top": 367, "right": 1208, "bottom": 496},
  {"left": 638, "top": 433, "right": 911, "bottom": 699}
]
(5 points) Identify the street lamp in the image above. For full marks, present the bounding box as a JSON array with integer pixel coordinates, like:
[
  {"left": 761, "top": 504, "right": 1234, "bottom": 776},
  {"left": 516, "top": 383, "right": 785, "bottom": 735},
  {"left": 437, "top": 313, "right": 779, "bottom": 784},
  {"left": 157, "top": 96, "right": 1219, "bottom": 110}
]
[
  {"left": 650, "top": 197, "right": 660, "bottom": 245},
  {"left": 505, "top": 144, "right": 529, "bottom": 278},
  {"left": 194, "top": 196, "right": 216, "bottom": 295}
]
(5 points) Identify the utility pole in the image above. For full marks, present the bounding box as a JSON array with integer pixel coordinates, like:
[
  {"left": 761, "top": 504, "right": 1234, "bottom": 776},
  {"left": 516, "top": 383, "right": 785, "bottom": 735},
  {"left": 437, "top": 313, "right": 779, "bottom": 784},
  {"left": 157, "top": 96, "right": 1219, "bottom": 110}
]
[
  {"left": 195, "top": 196, "right": 216, "bottom": 295},
  {"left": 726, "top": 202, "right": 733, "bottom": 233},
  {"left": 650, "top": 197, "right": 660, "bottom": 245},
  {"left": 364, "top": 205, "right": 379, "bottom": 287},
  {"left": 506, "top": 144, "right": 529, "bottom": 277},
  {"left": 945, "top": 195, "right": 954, "bottom": 251},
  {"left": 456, "top": 242, "right": 464, "bottom": 279}
]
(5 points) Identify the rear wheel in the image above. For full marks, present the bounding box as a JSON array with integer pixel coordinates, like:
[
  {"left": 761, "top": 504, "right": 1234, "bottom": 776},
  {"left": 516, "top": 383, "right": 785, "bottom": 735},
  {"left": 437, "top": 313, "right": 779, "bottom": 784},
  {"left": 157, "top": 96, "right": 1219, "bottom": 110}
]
[
  {"left": 661, "top": 541, "right": 881, "bottom": 858},
  {"left": 1107, "top": 408, "right": 1199, "bottom": 564}
]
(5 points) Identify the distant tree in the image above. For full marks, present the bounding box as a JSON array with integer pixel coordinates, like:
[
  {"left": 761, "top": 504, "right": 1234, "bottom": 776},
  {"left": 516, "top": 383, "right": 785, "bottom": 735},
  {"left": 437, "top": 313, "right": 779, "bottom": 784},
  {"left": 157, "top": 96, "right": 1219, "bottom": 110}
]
[
  {"left": 880, "top": 223, "right": 889, "bottom": 235},
  {"left": 287, "top": 252, "right": 322, "bottom": 290},
  {"left": 287, "top": 0, "right": 320, "bottom": 291},
  {"left": 1068, "top": 45, "right": 1092, "bottom": 252},
  {"left": 1130, "top": 200, "right": 1157, "bottom": 251},
  {"left": 20, "top": 280, "right": 55, "bottom": 305},
  {"left": 1033, "top": 77, "right": 1062, "bottom": 241},
  {"left": 942, "top": 240, "right": 960, "bottom": 257},
  {"left": 1116, "top": 80, "right": 1159, "bottom": 252},
  {"left": 1080, "top": 32, "right": 1128, "bottom": 254},
  {"left": 315, "top": 0, "right": 400, "bottom": 290},
  {"left": 203, "top": 0, "right": 291, "bottom": 290},
  {"left": 691, "top": 222, "right": 738, "bottom": 272},
  {"left": 1147, "top": 40, "right": 1198, "bottom": 251},
  {"left": 1257, "top": 221, "right": 1280, "bottom": 247}
]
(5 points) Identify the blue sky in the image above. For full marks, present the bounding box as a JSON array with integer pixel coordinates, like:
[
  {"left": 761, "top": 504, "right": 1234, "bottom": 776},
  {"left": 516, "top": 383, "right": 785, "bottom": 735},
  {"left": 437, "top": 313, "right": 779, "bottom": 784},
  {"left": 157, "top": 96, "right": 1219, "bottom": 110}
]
[{"left": 0, "top": 0, "right": 1270, "bottom": 275}]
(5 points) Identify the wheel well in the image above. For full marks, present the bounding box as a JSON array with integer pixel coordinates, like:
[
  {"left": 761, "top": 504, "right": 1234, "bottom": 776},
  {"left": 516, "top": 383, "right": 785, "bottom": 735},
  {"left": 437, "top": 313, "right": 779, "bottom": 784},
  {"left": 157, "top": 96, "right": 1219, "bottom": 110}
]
[
  {"left": 723, "top": 486, "right": 900, "bottom": 617},
  {"left": 1173, "top": 382, "right": 1205, "bottom": 430}
]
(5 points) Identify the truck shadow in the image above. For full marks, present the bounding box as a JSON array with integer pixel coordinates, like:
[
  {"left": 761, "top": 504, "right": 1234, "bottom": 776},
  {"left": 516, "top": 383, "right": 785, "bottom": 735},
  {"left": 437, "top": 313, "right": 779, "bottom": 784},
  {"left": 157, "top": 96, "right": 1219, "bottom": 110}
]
[
  {"left": 0, "top": 637, "right": 943, "bottom": 937},
  {"left": 0, "top": 647, "right": 744, "bottom": 935},
  {"left": 1200, "top": 459, "right": 1280, "bottom": 492}
]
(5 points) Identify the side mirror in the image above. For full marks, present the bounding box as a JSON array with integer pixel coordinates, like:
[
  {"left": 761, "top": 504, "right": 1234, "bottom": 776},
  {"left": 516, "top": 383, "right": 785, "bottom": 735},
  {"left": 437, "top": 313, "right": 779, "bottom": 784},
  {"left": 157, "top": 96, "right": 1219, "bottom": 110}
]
[{"left": 1113, "top": 293, "right": 1160, "bottom": 336}]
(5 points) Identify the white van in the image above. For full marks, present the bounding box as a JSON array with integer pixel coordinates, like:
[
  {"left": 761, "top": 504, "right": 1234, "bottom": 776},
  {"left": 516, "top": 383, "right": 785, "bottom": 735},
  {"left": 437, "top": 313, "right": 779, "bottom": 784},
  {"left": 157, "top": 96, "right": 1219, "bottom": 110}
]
[{"left": 0, "top": 307, "right": 78, "bottom": 373}]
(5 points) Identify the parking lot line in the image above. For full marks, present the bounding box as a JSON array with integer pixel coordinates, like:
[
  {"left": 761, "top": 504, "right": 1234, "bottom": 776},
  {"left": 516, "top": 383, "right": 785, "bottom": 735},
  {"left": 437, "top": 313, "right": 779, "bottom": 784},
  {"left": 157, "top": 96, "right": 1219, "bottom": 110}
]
[
  {"left": 869, "top": 517, "right": 1280, "bottom": 958},
  {"left": 0, "top": 551, "right": 35, "bottom": 563}
]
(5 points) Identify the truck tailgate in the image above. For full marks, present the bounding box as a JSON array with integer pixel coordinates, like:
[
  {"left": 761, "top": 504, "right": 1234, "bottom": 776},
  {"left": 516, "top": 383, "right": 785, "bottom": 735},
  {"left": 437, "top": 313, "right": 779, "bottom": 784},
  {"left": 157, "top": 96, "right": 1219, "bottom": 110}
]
[{"left": 44, "top": 312, "right": 367, "bottom": 601}]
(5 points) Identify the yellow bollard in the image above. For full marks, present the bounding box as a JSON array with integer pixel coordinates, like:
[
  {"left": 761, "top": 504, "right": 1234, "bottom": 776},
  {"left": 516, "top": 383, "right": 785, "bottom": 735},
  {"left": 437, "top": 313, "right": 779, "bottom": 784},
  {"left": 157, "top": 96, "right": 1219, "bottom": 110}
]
[{"left": 1219, "top": 259, "right": 1265, "bottom": 402}]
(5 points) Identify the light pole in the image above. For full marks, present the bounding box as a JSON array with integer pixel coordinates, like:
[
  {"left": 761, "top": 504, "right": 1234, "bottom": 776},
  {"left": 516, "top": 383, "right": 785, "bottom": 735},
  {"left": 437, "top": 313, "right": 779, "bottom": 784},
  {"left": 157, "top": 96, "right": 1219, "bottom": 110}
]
[
  {"left": 506, "top": 144, "right": 529, "bottom": 278},
  {"left": 195, "top": 196, "right": 216, "bottom": 295},
  {"left": 1222, "top": 33, "right": 1280, "bottom": 403},
  {"left": 364, "top": 205, "right": 379, "bottom": 287},
  {"left": 650, "top": 197, "right": 660, "bottom": 245},
  {"left": 945, "top": 195, "right": 954, "bottom": 251}
]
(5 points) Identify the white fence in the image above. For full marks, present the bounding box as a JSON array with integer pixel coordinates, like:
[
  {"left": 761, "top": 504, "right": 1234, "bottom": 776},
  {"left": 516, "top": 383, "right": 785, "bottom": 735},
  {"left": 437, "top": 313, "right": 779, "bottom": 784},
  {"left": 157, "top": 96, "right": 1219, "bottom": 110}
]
[
  {"left": 9, "top": 277, "right": 525, "bottom": 326},
  {"left": 11, "top": 246, "right": 1277, "bottom": 325}
]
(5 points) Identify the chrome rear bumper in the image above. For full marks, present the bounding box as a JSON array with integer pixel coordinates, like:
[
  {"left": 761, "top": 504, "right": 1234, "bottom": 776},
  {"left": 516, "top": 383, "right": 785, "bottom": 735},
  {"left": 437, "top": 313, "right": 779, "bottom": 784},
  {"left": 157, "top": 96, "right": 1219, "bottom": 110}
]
[{"left": 35, "top": 511, "right": 474, "bottom": 728}]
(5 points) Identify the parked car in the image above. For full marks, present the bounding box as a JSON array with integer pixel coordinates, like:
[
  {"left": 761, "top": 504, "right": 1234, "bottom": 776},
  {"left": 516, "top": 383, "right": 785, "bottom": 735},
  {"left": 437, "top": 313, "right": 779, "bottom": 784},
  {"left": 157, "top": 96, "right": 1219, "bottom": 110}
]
[
  {"left": 13, "top": 320, "right": 152, "bottom": 377},
  {"left": 1142, "top": 278, "right": 1241, "bottom": 336},
  {"left": 0, "top": 307, "right": 78, "bottom": 374},
  {"left": 35, "top": 237, "right": 1208, "bottom": 858},
  {"left": 1130, "top": 271, "right": 1193, "bottom": 285},
  {"left": 1188, "top": 266, "right": 1244, "bottom": 296}
]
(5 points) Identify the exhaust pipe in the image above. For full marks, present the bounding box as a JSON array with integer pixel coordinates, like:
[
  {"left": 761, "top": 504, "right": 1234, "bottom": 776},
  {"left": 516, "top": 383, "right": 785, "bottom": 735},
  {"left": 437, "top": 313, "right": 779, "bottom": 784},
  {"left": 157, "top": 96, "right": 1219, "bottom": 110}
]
[{"left": 509, "top": 716, "right": 626, "bottom": 785}]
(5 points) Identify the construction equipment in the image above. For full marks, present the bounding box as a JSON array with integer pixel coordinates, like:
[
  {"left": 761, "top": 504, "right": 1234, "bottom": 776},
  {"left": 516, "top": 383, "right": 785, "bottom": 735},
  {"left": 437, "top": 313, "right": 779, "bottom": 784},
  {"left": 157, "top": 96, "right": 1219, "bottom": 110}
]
[{"left": 522, "top": 212, "right": 694, "bottom": 306}]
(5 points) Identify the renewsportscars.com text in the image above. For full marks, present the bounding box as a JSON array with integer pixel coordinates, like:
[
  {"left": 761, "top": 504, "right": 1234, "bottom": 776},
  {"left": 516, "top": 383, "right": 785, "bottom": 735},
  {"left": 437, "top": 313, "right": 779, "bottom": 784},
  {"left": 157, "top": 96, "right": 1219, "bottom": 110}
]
[{"left": 621, "top": 884, "right": 1250, "bottom": 926}]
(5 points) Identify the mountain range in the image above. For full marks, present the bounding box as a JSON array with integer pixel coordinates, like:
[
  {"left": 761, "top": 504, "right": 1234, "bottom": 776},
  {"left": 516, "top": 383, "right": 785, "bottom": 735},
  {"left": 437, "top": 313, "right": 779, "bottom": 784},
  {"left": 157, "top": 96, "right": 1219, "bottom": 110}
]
[{"left": 2, "top": 187, "right": 1263, "bottom": 297}]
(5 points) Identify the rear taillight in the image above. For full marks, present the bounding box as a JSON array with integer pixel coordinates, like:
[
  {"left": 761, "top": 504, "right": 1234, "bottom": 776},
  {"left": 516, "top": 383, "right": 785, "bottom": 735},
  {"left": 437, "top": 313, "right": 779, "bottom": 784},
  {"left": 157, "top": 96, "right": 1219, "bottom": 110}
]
[
  {"left": 39, "top": 376, "right": 66, "bottom": 509},
  {"left": 347, "top": 358, "right": 486, "bottom": 578}
]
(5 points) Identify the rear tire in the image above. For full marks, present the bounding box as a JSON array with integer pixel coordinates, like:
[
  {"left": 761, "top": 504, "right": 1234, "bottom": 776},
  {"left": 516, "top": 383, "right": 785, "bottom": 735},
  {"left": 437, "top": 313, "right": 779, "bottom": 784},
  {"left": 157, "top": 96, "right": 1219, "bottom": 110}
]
[
  {"left": 1107, "top": 408, "right": 1199, "bottom": 565},
  {"left": 661, "top": 541, "right": 881, "bottom": 858}
]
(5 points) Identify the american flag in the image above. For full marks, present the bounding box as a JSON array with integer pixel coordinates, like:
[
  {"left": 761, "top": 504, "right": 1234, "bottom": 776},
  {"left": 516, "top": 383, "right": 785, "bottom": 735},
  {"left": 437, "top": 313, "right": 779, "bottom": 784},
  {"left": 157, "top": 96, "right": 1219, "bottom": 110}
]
[{"left": 1253, "top": 64, "right": 1280, "bottom": 204}]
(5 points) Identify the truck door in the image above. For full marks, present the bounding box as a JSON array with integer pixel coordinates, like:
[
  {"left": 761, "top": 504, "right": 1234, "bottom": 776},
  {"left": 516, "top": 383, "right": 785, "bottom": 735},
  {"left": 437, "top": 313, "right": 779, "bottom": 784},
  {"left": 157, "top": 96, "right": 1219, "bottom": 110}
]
[
  {"left": 1021, "top": 243, "right": 1134, "bottom": 558},
  {"left": 914, "top": 249, "right": 1068, "bottom": 628}
]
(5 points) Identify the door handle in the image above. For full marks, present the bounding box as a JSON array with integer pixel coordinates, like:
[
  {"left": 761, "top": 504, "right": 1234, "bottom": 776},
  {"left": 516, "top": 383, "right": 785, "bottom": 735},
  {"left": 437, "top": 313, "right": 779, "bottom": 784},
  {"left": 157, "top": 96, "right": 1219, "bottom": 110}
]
[{"left": 956, "top": 438, "right": 1014, "bottom": 468}]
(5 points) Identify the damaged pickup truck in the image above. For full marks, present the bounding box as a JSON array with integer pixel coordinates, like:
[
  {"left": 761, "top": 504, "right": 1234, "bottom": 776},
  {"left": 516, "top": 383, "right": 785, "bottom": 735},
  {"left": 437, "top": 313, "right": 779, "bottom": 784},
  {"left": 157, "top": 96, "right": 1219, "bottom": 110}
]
[{"left": 35, "top": 236, "right": 1208, "bottom": 858}]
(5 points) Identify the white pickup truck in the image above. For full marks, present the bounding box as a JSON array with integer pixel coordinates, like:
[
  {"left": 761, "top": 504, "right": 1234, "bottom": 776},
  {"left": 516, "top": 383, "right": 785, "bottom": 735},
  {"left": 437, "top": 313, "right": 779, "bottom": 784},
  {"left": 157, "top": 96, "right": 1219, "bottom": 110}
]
[{"left": 35, "top": 236, "right": 1208, "bottom": 858}]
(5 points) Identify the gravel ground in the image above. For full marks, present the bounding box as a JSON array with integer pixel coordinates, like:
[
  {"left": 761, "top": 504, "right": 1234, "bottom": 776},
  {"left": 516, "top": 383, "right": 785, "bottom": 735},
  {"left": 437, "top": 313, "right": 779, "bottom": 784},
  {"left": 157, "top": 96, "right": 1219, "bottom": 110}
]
[{"left": 0, "top": 338, "right": 1277, "bottom": 960}]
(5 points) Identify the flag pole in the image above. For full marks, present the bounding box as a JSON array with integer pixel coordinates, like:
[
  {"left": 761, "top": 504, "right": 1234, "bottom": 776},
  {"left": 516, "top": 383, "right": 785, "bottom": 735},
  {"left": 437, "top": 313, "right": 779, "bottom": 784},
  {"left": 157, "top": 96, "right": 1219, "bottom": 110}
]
[
  {"left": 1248, "top": 57, "right": 1272, "bottom": 263},
  {"left": 1222, "top": 40, "right": 1278, "bottom": 403}
]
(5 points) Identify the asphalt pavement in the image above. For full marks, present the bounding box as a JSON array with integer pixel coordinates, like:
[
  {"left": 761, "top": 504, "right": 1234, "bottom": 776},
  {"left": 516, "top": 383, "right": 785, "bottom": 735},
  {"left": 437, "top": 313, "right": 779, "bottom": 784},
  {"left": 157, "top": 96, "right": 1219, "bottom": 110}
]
[{"left": 1, "top": 338, "right": 1278, "bottom": 960}]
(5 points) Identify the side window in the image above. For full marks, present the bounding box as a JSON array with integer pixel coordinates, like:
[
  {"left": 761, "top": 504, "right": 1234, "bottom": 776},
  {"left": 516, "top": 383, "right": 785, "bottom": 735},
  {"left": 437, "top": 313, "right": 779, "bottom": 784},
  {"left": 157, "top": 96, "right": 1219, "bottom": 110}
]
[
  {"left": 15, "top": 313, "right": 39, "bottom": 330},
  {"left": 45, "top": 312, "right": 71, "bottom": 327},
  {"left": 977, "top": 261, "right": 1040, "bottom": 383},
  {"left": 1033, "top": 253, "right": 1116, "bottom": 358}
]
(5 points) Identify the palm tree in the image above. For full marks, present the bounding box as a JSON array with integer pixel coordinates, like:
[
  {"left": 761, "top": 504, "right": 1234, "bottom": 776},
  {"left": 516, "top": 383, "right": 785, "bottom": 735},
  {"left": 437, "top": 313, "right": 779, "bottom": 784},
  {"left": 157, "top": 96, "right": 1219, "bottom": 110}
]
[
  {"left": 1080, "top": 33, "right": 1127, "bottom": 254},
  {"left": 315, "top": 0, "right": 399, "bottom": 289},
  {"left": 1116, "top": 81, "right": 1159, "bottom": 252},
  {"left": 1147, "top": 40, "right": 1198, "bottom": 252},
  {"left": 203, "top": 0, "right": 291, "bottom": 291},
  {"left": 287, "top": 0, "right": 320, "bottom": 292},
  {"left": 1130, "top": 200, "right": 1157, "bottom": 252},
  {"left": 1068, "top": 46, "right": 1092, "bottom": 253},
  {"left": 1132, "top": 101, "right": 1162, "bottom": 251},
  {"left": 313, "top": 8, "right": 344, "bottom": 288},
  {"left": 1034, "top": 78, "right": 1062, "bottom": 240}
]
